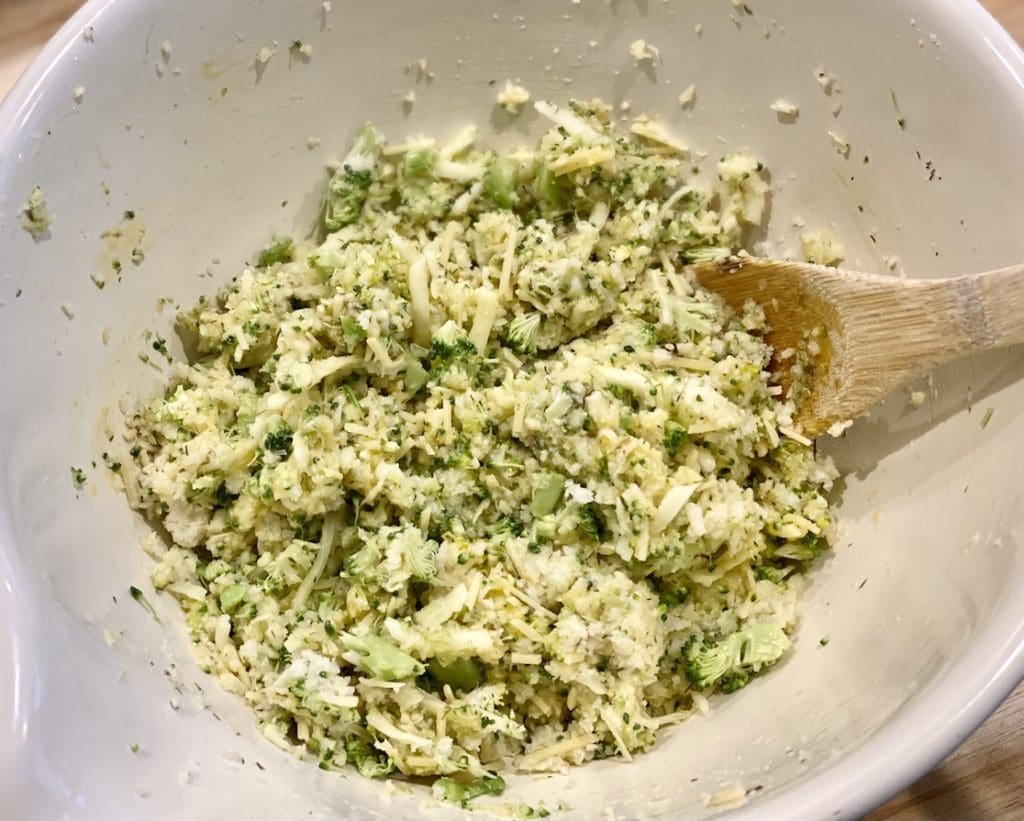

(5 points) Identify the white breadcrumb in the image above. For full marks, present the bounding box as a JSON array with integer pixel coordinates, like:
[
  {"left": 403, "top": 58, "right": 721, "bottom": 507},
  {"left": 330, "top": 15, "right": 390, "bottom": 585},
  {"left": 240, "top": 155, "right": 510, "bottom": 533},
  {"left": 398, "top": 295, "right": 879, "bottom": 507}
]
[
  {"left": 678, "top": 84, "right": 696, "bottom": 108},
  {"left": 770, "top": 99, "right": 798, "bottom": 118},
  {"left": 20, "top": 186, "right": 53, "bottom": 238},
  {"left": 706, "top": 784, "right": 748, "bottom": 809},
  {"left": 256, "top": 46, "right": 275, "bottom": 65},
  {"left": 814, "top": 67, "right": 836, "bottom": 93},
  {"left": 496, "top": 81, "right": 531, "bottom": 114},
  {"left": 826, "top": 419, "right": 853, "bottom": 437},
  {"left": 909, "top": 390, "right": 926, "bottom": 408},
  {"left": 306, "top": 136, "right": 321, "bottom": 150},
  {"left": 73, "top": 86, "right": 86, "bottom": 103},
  {"left": 800, "top": 229, "right": 845, "bottom": 266},
  {"left": 629, "top": 39, "right": 660, "bottom": 64},
  {"left": 629, "top": 117, "right": 688, "bottom": 154},
  {"left": 827, "top": 131, "right": 850, "bottom": 157}
]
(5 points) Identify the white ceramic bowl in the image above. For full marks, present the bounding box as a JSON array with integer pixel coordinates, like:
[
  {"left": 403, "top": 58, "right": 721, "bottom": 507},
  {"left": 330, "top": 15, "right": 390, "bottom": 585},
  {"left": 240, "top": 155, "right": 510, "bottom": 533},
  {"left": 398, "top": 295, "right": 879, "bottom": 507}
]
[{"left": 3, "top": 1, "right": 1024, "bottom": 818}]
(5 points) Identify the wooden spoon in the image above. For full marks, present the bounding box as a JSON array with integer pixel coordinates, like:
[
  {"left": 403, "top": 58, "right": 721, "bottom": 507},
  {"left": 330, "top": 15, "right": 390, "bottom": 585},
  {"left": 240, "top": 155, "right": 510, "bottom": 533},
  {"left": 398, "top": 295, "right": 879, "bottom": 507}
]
[{"left": 691, "top": 258, "right": 1024, "bottom": 437}]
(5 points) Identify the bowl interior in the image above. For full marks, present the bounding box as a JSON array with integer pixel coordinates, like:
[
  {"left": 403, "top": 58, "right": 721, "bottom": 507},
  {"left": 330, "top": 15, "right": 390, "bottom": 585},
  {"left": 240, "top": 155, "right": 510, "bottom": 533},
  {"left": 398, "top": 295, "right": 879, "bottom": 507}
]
[{"left": 2, "top": 1, "right": 1024, "bottom": 818}]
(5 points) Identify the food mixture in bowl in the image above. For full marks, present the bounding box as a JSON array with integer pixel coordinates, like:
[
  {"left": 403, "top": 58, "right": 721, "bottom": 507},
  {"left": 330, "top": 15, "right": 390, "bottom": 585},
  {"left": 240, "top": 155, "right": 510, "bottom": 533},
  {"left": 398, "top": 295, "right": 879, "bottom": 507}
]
[{"left": 120, "top": 99, "right": 837, "bottom": 802}]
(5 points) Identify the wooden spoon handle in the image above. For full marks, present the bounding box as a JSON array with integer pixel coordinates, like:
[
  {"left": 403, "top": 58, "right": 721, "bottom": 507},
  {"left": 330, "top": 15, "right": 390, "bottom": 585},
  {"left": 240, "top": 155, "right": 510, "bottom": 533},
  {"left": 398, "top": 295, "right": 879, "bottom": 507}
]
[{"left": 967, "top": 263, "right": 1024, "bottom": 350}]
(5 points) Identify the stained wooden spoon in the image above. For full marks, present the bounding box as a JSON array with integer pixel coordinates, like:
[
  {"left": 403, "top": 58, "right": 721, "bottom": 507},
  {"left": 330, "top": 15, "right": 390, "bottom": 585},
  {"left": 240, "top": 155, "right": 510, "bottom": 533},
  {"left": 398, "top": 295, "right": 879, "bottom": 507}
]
[{"left": 692, "top": 258, "right": 1024, "bottom": 436}]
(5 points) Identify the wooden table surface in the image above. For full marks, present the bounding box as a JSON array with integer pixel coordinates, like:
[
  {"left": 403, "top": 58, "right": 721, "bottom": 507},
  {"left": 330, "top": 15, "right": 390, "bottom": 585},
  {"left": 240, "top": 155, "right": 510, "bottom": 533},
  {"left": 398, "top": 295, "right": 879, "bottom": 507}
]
[{"left": 1, "top": 1, "right": 1022, "bottom": 818}]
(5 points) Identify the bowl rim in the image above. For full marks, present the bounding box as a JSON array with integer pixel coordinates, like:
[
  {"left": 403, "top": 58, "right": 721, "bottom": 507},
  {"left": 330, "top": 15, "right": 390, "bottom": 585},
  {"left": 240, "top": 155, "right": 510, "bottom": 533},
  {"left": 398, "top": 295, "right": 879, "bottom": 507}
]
[{"left": 2, "top": 1, "right": 1023, "bottom": 819}]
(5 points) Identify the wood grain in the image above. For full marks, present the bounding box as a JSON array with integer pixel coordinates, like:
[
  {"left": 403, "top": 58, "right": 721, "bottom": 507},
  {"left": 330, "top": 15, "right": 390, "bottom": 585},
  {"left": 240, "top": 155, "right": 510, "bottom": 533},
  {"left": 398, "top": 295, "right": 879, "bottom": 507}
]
[{"left": 1, "top": 1, "right": 1022, "bottom": 819}]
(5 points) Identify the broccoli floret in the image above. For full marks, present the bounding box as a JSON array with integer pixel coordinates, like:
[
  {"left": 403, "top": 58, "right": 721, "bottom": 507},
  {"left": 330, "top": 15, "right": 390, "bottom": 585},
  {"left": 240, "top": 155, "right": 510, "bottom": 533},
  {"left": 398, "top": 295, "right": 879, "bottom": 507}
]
[
  {"left": 340, "top": 632, "right": 424, "bottom": 680},
  {"left": 433, "top": 774, "right": 506, "bottom": 807},
  {"left": 754, "top": 565, "right": 788, "bottom": 584},
  {"left": 663, "top": 420, "right": 688, "bottom": 458},
  {"left": 578, "top": 502, "right": 608, "bottom": 541},
  {"left": 506, "top": 312, "right": 541, "bottom": 355},
  {"left": 343, "top": 737, "right": 394, "bottom": 778},
  {"left": 684, "top": 623, "right": 791, "bottom": 692},
  {"left": 263, "top": 424, "right": 294, "bottom": 459},
  {"left": 256, "top": 236, "right": 294, "bottom": 267},
  {"left": 492, "top": 515, "right": 525, "bottom": 537},
  {"left": 322, "top": 124, "right": 378, "bottom": 232},
  {"left": 430, "top": 320, "right": 477, "bottom": 361},
  {"left": 483, "top": 156, "right": 519, "bottom": 210}
]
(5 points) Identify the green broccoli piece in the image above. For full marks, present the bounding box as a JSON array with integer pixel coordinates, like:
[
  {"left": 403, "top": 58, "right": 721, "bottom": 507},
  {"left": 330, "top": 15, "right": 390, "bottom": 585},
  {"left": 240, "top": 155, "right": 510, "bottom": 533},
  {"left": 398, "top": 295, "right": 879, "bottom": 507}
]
[
  {"left": 256, "top": 236, "right": 294, "bottom": 267},
  {"left": 404, "top": 358, "right": 429, "bottom": 394},
  {"left": 638, "top": 322, "right": 659, "bottom": 348},
  {"left": 772, "top": 440, "right": 814, "bottom": 485},
  {"left": 218, "top": 583, "right": 247, "bottom": 614},
  {"left": 403, "top": 148, "right": 437, "bottom": 177},
  {"left": 345, "top": 538, "right": 381, "bottom": 582},
  {"left": 70, "top": 466, "right": 87, "bottom": 489},
  {"left": 772, "top": 533, "right": 823, "bottom": 564},
  {"left": 427, "top": 657, "right": 483, "bottom": 692},
  {"left": 754, "top": 565, "right": 788, "bottom": 584},
  {"left": 532, "top": 162, "right": 566, "bottom": 214},
  {"left": 430, "top": 320, "right": 477, "bottom": 361},
  {"left": 491, "top": 515, "right": 525, "bottom": 537},
  {"left": 684, "top": 623, "right": 791, "bottom": 692},
  {"left": 263, "top": 423, "right": 294, "bottom": 459},
  {"left": 530, "top": 472, "right": 565, "bottom": 517},
  {"left": 340, "top": 316, "right": 367, "bottom": 349},
  {"left": 578, "top": 502, "right": 607, "bottom": 541},
  {"left": 433, "top": 774, "right": 506, "bottom": 807},
  {"left": 389, "top": 525, "right": 439, "bottom": 582},
  {"left": 343, "top": 737, "right": 394, "bottom": 778},
  {"left": 681, "top": 245, "right": 731, "bottom": 264},
  {"left": 322, "top": 124, "right": 378, "bottom": 232},
  {"left": 506, "top": 312, "right": 541, "bottom": 355},
  {"left": 340, "top": 633, "right": 424, "bottom": 680},
  {"left": 663, "top": 420, "right": 688, "bottom": 458},
  {"left": 483, "top": 156, "right": 519, "bottom": 210}
]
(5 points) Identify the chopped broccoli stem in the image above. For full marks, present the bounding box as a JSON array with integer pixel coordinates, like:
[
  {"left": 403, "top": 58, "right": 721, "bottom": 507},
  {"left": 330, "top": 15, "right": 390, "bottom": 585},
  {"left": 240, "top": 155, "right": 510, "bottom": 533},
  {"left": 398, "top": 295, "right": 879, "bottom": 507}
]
[
  {"left": 219, "top": 583, "right": 246, "bottom": 613},
  {"left": 427, "top": 657, "right": 483, "bottom": 692},
  {"left": 403, "top": 148, "right": 437, "bottom": 177},
  {"left": 340, "top": 633, "right": 424, "bottom": 680},
  {"left": 340, "top": 316, "right": 367, "bottom": 349},
  {"left": 530, "top": 472, "right": 565, "bottom": 517},
  {"left": 404, "top": 358, "right": 429, "bottom": 393},
  {"left": 483, "top": 156, "right": 519, "bottom": 210}
]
